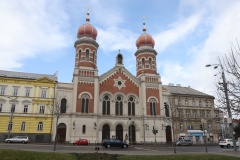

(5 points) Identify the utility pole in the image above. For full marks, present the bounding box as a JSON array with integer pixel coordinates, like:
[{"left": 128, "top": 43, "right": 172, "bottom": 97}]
[
  {"left": 203, "top": 122, "right": 208, "bottom": 153},
  {"left": 143, "top": 113, "right": 145, "bottom": 145},
  {"left": 221, "top": 66, "right": 237, "bottom": 151},
  {"left": 206, "top": 62, "right": 237, "bottom": 151}
]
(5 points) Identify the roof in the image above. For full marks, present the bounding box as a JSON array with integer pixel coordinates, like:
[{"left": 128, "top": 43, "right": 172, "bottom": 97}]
[
  {"left": 0, "top": 70, "right": 57, "bottom": 81},
  {"left": 162, "top": 85, "right": 214, "bottom": 98}
]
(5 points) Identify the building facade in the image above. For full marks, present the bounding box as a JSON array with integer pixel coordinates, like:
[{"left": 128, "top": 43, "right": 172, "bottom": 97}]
[
  {"left": 52, "top": 11, "right": 219, "bottom": 144},
  {"left": 0, "top": 11, "right": 220, "bottom": 144},
  {"left": 162, "top": 84, "right": 221, "bottom": 144},
  {"left": 0, "top": 70, "right": 57, "bottom": 142}
]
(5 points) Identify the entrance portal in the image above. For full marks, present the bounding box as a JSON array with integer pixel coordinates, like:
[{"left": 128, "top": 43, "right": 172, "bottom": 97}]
[
  {"left": 165, "top": 125, "right": 172, "bottom": 143},
  {"left": 57, "top": 123, "right": 66, "bottom": 143},
  {"left": 102, "top": 124, "right": 110, "bottom": 140}
]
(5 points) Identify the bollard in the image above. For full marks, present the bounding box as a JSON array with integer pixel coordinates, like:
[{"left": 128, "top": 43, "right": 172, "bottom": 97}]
[{"left": 95, "top": 147, "right": 100, "bottom": 153}]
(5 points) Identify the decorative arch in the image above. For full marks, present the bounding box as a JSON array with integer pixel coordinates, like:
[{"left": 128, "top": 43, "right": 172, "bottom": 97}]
[
  {"left": 78, "top": 92, "right": 93, "bottom": 99},
  {"left": 126, "top": 93, "right": 139, "bottom": 102},
  {"left": 99, "top": 91, "right": 113, "bottom": 100},
  {"left": 98, "top": 120, "right": 114, "bottom": 129},
  {"left": 147, "top": 96, "right": 159, "bottom": 103}
]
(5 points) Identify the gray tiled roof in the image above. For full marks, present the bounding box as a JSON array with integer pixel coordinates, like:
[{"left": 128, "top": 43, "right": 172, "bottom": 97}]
[
  {"left": 162, "top": 85, "right": 214, "bottom": 98},
  {"left": 0, "top": 70, "right": 57, "bottom": 81}
]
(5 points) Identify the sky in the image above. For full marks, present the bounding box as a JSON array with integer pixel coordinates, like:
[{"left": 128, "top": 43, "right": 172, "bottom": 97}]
[{"left": 0, "top": 0, "right": 240, "bottom": 97}]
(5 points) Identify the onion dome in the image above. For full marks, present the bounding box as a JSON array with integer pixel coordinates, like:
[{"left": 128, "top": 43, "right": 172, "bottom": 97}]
[
  {"left": 136, "top": 20, "right": 155, "bottom": 48},
  {"left": 77, "top": 9, "right": 97, "bottom": 39}
]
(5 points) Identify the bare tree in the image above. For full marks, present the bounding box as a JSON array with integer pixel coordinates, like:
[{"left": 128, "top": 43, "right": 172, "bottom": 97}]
[
  {"left": 215, "top": 40, "right": 240, "bottom": 116},
  {"left": 48, "top": 91, "right": 69, "bottom": 151},
  {"left": 164, "top": 94, "right": 178, "bottom": 153}
]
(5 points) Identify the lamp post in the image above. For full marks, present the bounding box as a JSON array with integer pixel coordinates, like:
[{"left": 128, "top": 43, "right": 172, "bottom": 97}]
[{"left": 206, "top": 63, "right": 237, "bottom": 151}]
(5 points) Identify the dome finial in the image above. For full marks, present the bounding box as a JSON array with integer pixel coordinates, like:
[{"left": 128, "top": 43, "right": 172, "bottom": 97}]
[
  {"left": 86, "top": 6, "right": 90, "bottom": 23},
  {"left": 142, "top": 16, "right": 146, "bottom": 33}
]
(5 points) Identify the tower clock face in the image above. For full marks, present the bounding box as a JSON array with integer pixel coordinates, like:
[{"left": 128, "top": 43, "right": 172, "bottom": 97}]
[{"left": 114, "top": 76, "right": 126, "bottom": 90}]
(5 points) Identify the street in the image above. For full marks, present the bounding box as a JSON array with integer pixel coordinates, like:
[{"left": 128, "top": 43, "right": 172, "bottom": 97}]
[{"left": 0, "top": 143, "right": 240, "bottom": 157}]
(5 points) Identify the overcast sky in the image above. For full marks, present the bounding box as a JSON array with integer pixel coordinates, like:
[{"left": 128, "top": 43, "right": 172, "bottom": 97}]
[{"left": 0, "top": 0, "right": 240, "bottom": 97}]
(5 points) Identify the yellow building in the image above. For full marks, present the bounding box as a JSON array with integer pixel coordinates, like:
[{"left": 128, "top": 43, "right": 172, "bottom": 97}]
[{"left": 0, "top": 70, "right": 57, "bottom": 143}]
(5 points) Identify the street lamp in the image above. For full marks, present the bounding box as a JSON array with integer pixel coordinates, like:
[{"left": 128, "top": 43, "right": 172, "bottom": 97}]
[{"left": 206, "top": 63, "right": 237, "bottom": 151}]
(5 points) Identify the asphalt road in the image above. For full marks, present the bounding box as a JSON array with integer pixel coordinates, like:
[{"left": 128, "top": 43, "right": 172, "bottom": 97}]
[{"left": 0, "top": 143, "right": 240, "bottom": 157}]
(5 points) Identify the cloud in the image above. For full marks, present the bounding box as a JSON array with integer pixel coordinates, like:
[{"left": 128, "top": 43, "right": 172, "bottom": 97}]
[
  {"left": 97, "top": 27, "right": 137, "bottom": 53},
  {"left": 160, "top": 0, "right": 240, "bottom": 96},
  {"left": 0, "top": 0, "right": 72, "bottom": 70},
  {"left": 154, "top": 14, "right": 201, "bottom": 53}
]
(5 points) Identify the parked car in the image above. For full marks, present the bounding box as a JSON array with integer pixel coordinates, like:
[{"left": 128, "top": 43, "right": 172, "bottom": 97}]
[
  {"left": 5, "top": 136, "right": 29, "bottom": 144},
  {"left": 176, "top": 139, "right": 192, "bottom": 146},
  {"left": 73, "top": 139, "right": 88, "bottom": 145},
  {"left": 101, "top": 138, "right": 129, "bottom": 148},
  {"left": 219, "top": 138, "right": 239, "bottom": 148}
]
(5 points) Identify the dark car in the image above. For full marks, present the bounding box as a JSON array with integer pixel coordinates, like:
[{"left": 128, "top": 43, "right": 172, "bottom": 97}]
[
  {"left": 73, "top": 139, "right": 88, "bottom": 145},
  {"left": 101, "top": 138, "right": 129, "bottom": 148}
]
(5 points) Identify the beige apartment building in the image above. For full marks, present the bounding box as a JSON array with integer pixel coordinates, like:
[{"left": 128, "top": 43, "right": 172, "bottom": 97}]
[{"left": 162, "top": 84, "right": 222, "bottom": 144}]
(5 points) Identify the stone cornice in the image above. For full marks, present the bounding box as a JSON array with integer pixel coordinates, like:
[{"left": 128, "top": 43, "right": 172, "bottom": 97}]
[
  {"left": 74, "top": 39, "right": 99, "bottom": 48},
  {"left": 134, "top": 48, "right": 157, "bottom": 56}
]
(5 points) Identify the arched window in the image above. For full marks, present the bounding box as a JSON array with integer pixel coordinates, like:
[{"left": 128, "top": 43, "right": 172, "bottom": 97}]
[
  {"left": 149, "top": 58, "right": 152, "bottom": 69},
  {"left": 142, "top": 58, "right": 145, "bottom": 69},
  {"left": 82, "top": 125, "right": 86, "bottom": 134},
  {"left": 150, "top": 98, "right": 156, "bottom": 115},
  {"left": 93, "top": 51, "right": 95, "bottom": 64},
  {"left": 78, "top": 50, "right": 81, "bottom": 61},
  {"left": 85, "top": 49, "right": 89, "bottom": 61},
  {"left": 81, "top": 94, "right": 89, "bottom": 113},
  {"left": 37, "top": 122, "right": 43, "bottom": 130},
  {"left": 115, "top": 95, "right": 123, "bottom": 115},
  {"left": 165, "top": 103, "right": 170, "bottom": 117},
  {"left": 60, "top": 98, "right": 67, "bottom": 113},
  {"left": 102, "top": 95, "right": 110, "bottom": 115},
  {"left": 128, "top": 97, "right": 135, "bottom": 116}
]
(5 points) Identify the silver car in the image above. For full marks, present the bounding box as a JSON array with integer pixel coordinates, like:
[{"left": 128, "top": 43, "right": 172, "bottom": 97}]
[
  {"left": 176, "top": 139, "right": 192, "bottom": 146},
  {"left": 5, "top": 136, "right": 29, "bottom": 144}
]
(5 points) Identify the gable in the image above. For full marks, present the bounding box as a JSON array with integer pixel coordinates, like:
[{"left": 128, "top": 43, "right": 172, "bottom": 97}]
[
  {"left": 36, "top": 77, "right": 56, "bottom": 83},
  {"left": 99, "top": 67, "right": 139, "bottom": 86},
  {"left": 99, "top": 68, "right": 139, "bottom": 96}
]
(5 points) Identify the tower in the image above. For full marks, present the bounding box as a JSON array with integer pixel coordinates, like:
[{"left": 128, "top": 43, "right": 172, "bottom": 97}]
[
  {"left": 73, "top": 9, "right": 99, "bottom": 115},
  {"left": 135, "top": 19, "right": 163, "bottom": 119}
]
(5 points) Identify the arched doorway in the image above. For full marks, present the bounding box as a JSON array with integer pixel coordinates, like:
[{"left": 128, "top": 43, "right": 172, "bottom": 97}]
[
  {"left": 102, "top": 124, "right": 110, "bottom": 140},
  {"left": 57, "top": 123, "right": 66, "bottom": 143},
  {"left": 165, "top": 125, "right": 172, "bottom": 143},
  {"left": 116, "top": 124, "right": 123, "bottom": 141},
  {"left": 128, "top": 125, "right": 136, "bottom": 144}
]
